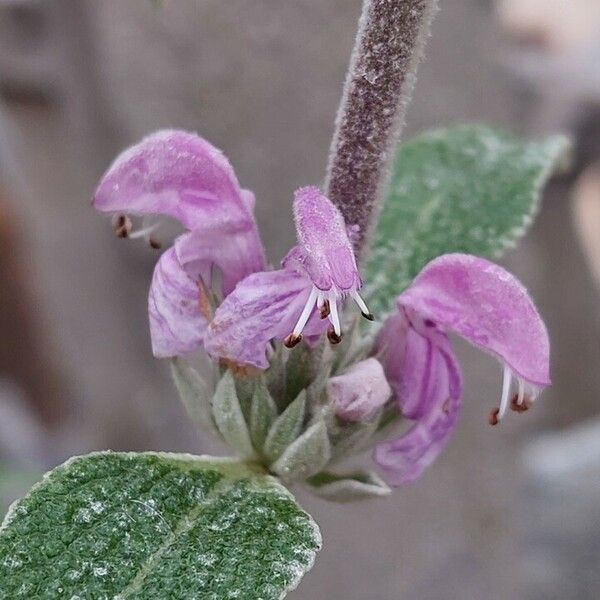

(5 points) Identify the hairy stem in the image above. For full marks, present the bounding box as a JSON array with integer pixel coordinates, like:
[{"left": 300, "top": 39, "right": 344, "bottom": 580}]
[{"left": 325, "top": 0, "right": 439, "bottom": 258}]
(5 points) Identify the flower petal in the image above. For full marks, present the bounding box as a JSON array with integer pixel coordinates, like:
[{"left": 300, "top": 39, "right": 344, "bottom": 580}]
[
  {"left": 288, "top": 186, "right": 361, "bottom": 292},
  {"left": 93, "top": 129, "right": 252, "bottom": 232},
  {"left": 375, "top": 312, "right": 463, "bottom": 485},
  {"left": 148, "top": 246, "right": 208, "bottom": 358},
  {"left": 399, "top": 253, "right": 550, "bottom": 387},
  {"left": 175, "top": 224, "right": 265, "bottom": 298},
  {"left": 327, "top": 358, "right": 392, "bottom": 422},
  {"left": 204, "top": 269, "right": 327, "bottom": 369},
  {"left": 95, "top": 129, "right": 266, "bottom": 296}
]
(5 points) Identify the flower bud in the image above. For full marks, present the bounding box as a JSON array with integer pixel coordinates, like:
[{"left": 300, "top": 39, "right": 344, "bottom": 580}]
[{"left": 327, "top": 358, "right": 391, "bottom": 422}]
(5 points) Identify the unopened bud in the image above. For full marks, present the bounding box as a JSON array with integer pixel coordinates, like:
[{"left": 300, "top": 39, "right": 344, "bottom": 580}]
[{"left": 328, "top": 358, "right": 392, "bottom": 422}]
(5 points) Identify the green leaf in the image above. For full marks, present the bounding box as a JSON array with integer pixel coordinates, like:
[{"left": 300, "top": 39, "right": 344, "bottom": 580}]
[
  {"left": 305, "top": 360, "right": 332, "bottom": 412},
  {"left": 170, "top": 359, "right": 217, "bottom": 434},
  {"left": 234, "top": 376, "right": 256, "bottom": 424},
  {"left": 264, "top": 391, "right": 307, "bottom": 463},
  {"left": 306, "top": 471, "right": 391, "bottom": 502},
  {"left": 366, "top": 125, "right": 569, "bottom": 314},
  {"left": 272, "top": 421, "right": 331, "bottom": 480},
  {"left": 265, "top": 346, "right": 287, "bottom": 402},
  {"left": 0, "top": 452, "right": 321, "bottom": 600},
  {"left": 249, "top": 378, "right": 278, "bottom": 453},
  {"left": 330, "top": 412, "right": 382, "bottom": 462},
  {"left": 284, "top": 344, "right": 315, "bottom": 407},
  {"left": 212, "top": 371, "right": 255, "bottom": 459}
]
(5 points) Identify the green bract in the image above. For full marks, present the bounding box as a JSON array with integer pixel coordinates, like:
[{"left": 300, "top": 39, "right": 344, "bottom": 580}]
[
  {"left": 366, "top": 124, "right": 569, "bottom": 314},
  {"left": 0, "top": 452, "right": 321, "bottom": 599}
]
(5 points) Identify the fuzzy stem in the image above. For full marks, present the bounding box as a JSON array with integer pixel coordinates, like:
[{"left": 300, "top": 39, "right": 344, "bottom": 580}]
[{"left": 325, "top": 0, "right": 439, "bottom": 258}]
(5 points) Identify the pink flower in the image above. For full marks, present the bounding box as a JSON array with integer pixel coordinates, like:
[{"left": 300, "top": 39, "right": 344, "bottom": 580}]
[
  {"left": 373, "top": 254, "right": 550, "bottom": 485},
  {"left": 205, "top": 186, "right": 373, "bottom": 368},
  {"left": 94, "top": 132, "right": 551, "bottom": 488},
  {"left": 93, "top": 130, "right": 372, "bottom": 364}
]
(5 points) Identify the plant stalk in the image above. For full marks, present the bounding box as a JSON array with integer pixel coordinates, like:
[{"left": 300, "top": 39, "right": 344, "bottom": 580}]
[{"left": 325, "top": 0, "right": 439, "bottom": 258}]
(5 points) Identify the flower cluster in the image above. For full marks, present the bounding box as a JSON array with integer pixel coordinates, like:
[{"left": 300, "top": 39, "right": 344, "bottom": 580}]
[{"left": 93, "top": 130, "right": 550, "bottom": 487}]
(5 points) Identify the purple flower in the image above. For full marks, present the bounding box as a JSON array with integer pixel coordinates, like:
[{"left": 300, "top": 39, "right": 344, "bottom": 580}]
[
  {"left": 205, "top": 186, "right": 374, "bottom": 368},
  {"left": 148, "top": 247, "right": 209, "bottom": 358},
  {"left": 93, "top": 130, "right": 265, "bottom": 357},
  {"left": 283, "top": 186, "right": 370, "bottom": 342},
  {"left": 93, "top": 131, "right": 371, "bottom": 363},
  {"left": 374, "top": 254, "right": 550, "bottom": 486},
  {"left": 94, "top": 129, "right": 256, "bottom": 232},
  {"left": 203, "top": 269, "right": 327, "bottom": 370},
  {"left": 94, "top": 131, "right": 553, "bottom": 490},
  {"left": 327, "top": 358, "right": 392, "bottom": 422}
]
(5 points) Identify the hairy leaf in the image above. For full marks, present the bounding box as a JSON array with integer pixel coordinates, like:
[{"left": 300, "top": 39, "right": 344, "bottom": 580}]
[
  {"left": 264, "top": 391, "right": 307, "bottom": 463},
  {"left": 272, "top": 421, "right": 331, "bottom": 480},
  {"left": 306, "top": 471, "right": 391, "bottom": 502},
  {"left": 249, "top": 378, "right": 278, "bottom": 453},
  {"left": 366, "top": 125, "right": 569, "bottom": 314},
  {"left": 0, "top": 452, "right": 321, "bottom": 600},
  {"left": 212, "top": 371, "right": 255, "bottom": 459},
  {"left": 170, "top": 359, "right": 216, "bottom": 434}
]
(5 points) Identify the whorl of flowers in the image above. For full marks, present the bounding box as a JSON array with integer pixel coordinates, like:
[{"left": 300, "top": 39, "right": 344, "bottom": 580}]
[{"left": 93, "top": 129, "right": 550, "bottom": 488}]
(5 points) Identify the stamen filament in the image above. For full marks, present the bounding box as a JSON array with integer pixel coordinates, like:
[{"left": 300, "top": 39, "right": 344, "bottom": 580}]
[
  {"left": 498, "top": 367, "right": 512, "bottom": 420},
  {"left": 350, "top": 289, "right": 374, "bottom": 320},
  {"left": 129, "top": 221, "right": 161, "bottom": 240},
  {"left": 292, "top": 287, "right": 318, "bottom": 337},
  {"left": 328, "top": 292, "right": 341, "bottom": 335},
  {"left": 517, "top": 379, "right": 525, "bottom": 406}
]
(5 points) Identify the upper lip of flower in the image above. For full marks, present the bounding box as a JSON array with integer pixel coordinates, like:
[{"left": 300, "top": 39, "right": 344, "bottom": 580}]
[{"left": 279, "top": 186, "right": 373, "bottom": 346}]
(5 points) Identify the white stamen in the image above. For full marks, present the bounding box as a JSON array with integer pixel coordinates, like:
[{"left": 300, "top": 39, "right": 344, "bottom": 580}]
[
  {"left": 292, "top": 287, "right": 318, "bottom": 337},
  {"left": 328, "top": 291, "right": 341, "bottom": 335},
  {"left": 498, "top": 367, "right": 512, "bottom": 420},
  {"left": 350, "top": 289, "right": 370, "bottom": 315},
  {"left": 517, "top": 379, "right": 525, "bottom": 406},
  {"left": 129, "top": 221, "right": 161, "bottom": 240}
]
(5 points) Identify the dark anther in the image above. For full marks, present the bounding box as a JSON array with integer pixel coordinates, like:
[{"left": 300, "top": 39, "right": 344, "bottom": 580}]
[
  {"left": 327, "top": 327, "right": 342, "bottom": 345},
  {"left": 283, "top": 333, "right": 302, "bottom": 348},
  {"left": 112, "top": 214, "right": 132, "bottom": 239},
  {"left": 510, "top": 393, "right": 532, "bottom": 413},
  {"left": 319, "top": 300, "right": 330, "bottom": 320},
  {"left": 488, "top": 408, "right": 500, "bottom": 426},
  {"left": 149, "top": 236, "right": 162, "bottom": 250},
  {"left": 361, "top": 311, "right": 375, "bottom": 321}
]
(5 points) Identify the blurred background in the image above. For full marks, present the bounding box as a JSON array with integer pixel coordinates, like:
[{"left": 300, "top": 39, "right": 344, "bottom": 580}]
[{"left": 0, "top": 1, "right": 599, "bottom": 598}]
